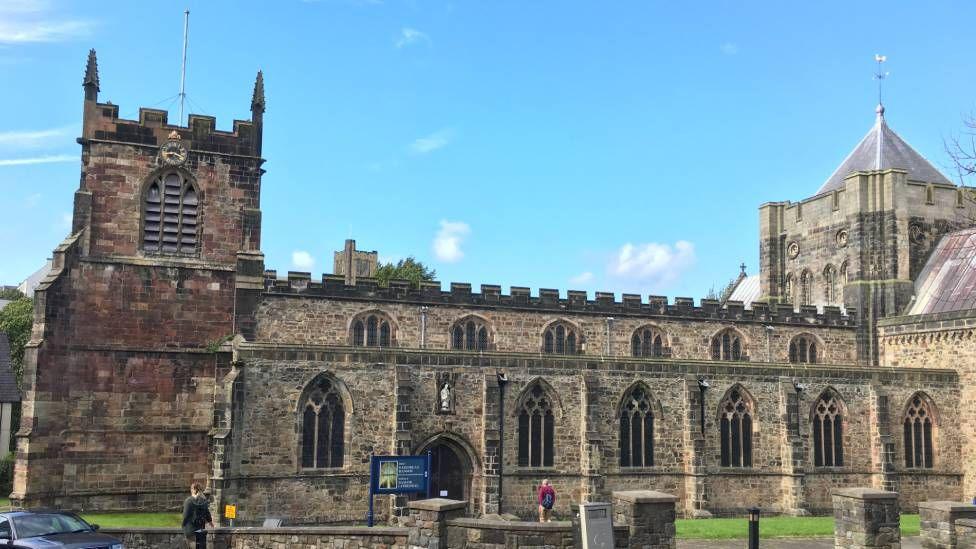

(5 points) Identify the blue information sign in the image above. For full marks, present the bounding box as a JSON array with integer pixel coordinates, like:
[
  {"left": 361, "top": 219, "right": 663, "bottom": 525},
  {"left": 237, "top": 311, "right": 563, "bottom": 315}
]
[
  {"left": 370, "top": 455, "right": 430, "bottom": 494},
  {"left": 366, "top": 453, "right": 432, "bottom": 526}
]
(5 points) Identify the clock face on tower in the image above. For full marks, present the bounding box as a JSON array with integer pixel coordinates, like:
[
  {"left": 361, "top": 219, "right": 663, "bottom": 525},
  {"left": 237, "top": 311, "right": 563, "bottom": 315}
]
[{"left": 159, "top": 134, "right": 188, "bottom": 167}]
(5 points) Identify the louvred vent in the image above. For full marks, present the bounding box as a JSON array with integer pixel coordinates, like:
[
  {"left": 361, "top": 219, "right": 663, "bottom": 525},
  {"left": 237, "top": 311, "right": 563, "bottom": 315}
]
[{"left": 143, "top": 172, "right": 199, "bottom": 254}]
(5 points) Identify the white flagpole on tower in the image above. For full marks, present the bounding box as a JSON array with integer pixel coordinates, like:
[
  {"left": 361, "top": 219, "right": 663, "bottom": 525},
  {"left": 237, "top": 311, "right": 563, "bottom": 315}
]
[{"left": 178, "top": 9, "right": 190, "bottom": 125}]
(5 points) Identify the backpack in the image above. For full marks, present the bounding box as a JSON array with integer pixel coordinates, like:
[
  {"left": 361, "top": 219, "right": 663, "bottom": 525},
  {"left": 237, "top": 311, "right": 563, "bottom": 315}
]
[
  {"left": 541, "top": 490, "right": 554, "bottom": 509},
  {"left": 191, "top": 500, "right": 208, "bottom": 528}
]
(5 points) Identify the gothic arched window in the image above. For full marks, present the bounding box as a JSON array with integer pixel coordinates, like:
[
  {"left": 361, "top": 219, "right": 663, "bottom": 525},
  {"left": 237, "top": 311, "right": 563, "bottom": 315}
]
[
  {"left": 719, "top": 386, "right": 753, "bottom": 468},
  {"left": 904, "top": 394, "right": 935, "bottom": 469},
  {"left": 784, "top": 273, "right": 795, "bottom": 304},
  {"left": 800, "top": 270, "right": 813, "bottom": 305},
  {"left": 300, "top": 375, "right": 345, "bottom": 469},
  {"left": 542, "top": 321, "right": 581, "bottom": 355},
  {"left": 812, "top": 390, "right": 844, "bottom": 467},
  {"left": 840, "top": 261, "right": 849, "bottom": 284},
  {"left": 789, "top": 335, "right": 819, "bottom": 364},
  {"left": 350, "top": 312, "right": 395, "bottom": 347},
  {"left": 143, "top": 172, "right": 199, "bottom": 254},
  {"left": 619, "top": 385, "right": 655, "bottom": 467},
  {"left": 711, "top": 329, "right": 744, "bottom": 361},
  {"left": 631, "top": 326, "right": 666, "bottom": 358},
  {"left": 451, "top": 317, "right": 491, "bottom": 351},
  {"left": 824, "top": 265, "right": 836, "bottom": 303},
  {"left": 517, "top": 382, "right": 555, "bottom": 467}
]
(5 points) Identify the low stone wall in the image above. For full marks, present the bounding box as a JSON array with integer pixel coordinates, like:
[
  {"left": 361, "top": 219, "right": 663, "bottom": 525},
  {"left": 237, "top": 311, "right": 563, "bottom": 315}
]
[
  {"left": 613, "top": 490, "right": 678, "bottom": 549},
  {"left": 919, "top": 501, "right": 976, "bottom": 548},
  {"left": 100, "top": 528, "right": 185, "bottom": 549},
  {"left": 956, "top": 519, "right": 976, "bottom": 549},
  {"left": 445, "top": 517, "right": 624, "bottom": 548},
  {"left": 832, "top": 488, "right": 900, "bottom": 549}
]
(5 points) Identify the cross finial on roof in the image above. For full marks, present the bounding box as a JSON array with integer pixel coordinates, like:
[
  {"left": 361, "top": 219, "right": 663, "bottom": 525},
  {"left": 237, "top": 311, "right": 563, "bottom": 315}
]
[{"left": 740, "top": 262, "right": 747, "bottom": 275}]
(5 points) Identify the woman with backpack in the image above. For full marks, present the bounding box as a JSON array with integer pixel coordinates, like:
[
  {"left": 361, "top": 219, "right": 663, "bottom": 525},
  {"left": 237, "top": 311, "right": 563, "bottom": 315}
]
[
  {"left": 182, "top": 482, "right": 214, "bottom": 549},
  {"left": 537, "top": 479, "right": 556, "bottom": 522}
]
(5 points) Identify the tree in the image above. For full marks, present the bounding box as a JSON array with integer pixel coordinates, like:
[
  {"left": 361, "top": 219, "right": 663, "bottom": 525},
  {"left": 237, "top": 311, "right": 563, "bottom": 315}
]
[
  {"left": 0, "top": 288, "right": 23, "bottom": 300},
  {"left": 947, "top": 112, "right": 976, "bottom": 185},
  {"left": 0, "top": 297, "right": 32, "bottom": 388},
  {"left": 374, "top": 257, "right": 436, "bottom": 288}
]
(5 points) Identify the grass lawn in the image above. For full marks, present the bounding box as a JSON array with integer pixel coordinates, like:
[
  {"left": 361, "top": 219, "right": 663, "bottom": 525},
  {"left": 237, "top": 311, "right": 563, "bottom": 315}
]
[
  {"left": 0, "top": 497, "right": 181, "bottom": 529},
  {"left": 676, "top": 514, "right": 920, "bottom": 539}
]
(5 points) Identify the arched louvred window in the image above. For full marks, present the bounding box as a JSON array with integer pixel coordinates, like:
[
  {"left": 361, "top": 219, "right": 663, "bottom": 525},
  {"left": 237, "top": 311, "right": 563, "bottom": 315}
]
[
  {"left": 143, "top": 172, "right": 199, "bottom": 254},
  {"left": 450, "top": 316, "right": 492, "bottom": 351},
  {"left": 904, "top": 394, "right": 935, "bottom": 469},
  {"left": 824, "top": 265, "right": 837, "bottom": 303},
  {"left": 712, "top": 329, "right": 745, "bottom": 361},
  {"left": 542, "top": 321, "right": 581, "bottom": 355},
  {"left": 517, "top": 381, "right": 556, "bottom": 467},
  {"left": 632, "top": 327, "right": 667, "bottom": 358},
  {"left": 812, "top": 390, "right": 844, "bottom": 467},
  {"left": 800, "top": 270, "right": 813, "bottom": 306},
  {"left": 300, "top": 375, "right": 345, "bottom": 469},
  {"left": 619, "top": 385, "right": 656, "bottom": 467},
  {"left": 840, "top": 261, "right": 849, "bottom": 284},
  {"left": 789, "top": 335, "right": 820, "bottom": 364},
  {"left": 784, "top": 273, "right": 795, "bottom": 304},
  {"left": 719, "top": 386, "right": 754, "bottom": 468},
  {"left": 350, "top": 312, "right": 396, "bottom": 347}
]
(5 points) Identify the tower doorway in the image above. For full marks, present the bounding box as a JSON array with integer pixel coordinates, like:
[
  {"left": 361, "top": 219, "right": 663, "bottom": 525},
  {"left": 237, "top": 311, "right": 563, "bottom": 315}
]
[{"left": 417, "top": 437, "right": 473, "bottom": 503}]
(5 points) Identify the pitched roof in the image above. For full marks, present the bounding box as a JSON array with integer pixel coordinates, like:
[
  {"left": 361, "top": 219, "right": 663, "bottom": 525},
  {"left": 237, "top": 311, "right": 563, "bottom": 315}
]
[
  {"left": 0, "top": 333, "right": 21, "bottom": 403},
  {"left": 816, "top": 106, "right": 952, "bottom": 195},
  {"left": 726, "top": 274, "right": 761, "bottom": 308},
  {"left": 907, "top": 227, "right": 976, "bottom": 316}
]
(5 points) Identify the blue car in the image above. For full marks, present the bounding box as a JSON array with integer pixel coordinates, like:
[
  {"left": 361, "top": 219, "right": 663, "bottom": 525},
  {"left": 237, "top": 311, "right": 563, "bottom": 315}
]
[{"left": 0, "top": 510, "right": 123, "bottom": 548}]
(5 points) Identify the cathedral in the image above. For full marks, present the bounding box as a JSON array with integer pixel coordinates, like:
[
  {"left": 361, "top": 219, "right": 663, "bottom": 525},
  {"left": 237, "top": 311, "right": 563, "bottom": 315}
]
[{"left": 11, "top": 50, "right": 976, "bottom": 524}]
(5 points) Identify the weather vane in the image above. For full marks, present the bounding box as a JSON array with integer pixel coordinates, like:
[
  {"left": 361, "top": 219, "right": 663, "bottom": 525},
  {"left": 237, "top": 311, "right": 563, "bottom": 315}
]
[{"left": 874, "top": 54, "right": 889, "bottom": 108}]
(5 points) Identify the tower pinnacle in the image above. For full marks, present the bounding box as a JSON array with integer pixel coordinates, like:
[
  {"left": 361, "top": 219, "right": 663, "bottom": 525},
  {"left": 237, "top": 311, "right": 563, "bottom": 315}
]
[
  {"left": 83, "top": 49, "right": 99, "bottom": 97},
  {"left": 251, "top": 70, "right": 265, "bottom": 114}
]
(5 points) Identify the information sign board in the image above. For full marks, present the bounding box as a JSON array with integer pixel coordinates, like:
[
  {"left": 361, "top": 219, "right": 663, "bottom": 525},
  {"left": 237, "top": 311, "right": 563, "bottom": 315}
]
[{"left": 370, "top": 456, "right": 429, "bottom": 495}]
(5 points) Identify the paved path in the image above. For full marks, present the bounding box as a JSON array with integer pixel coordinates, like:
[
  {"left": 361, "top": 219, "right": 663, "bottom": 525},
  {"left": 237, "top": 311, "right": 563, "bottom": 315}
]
[{"left": 677, "top": 536, "right": 921, "bottom": 548}]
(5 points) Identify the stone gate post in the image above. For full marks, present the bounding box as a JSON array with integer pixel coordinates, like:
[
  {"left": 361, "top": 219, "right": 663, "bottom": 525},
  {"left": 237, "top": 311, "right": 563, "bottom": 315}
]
[
  {"left": 918, "top": 501, "right": 976, "bottom": 549},
  {"left": 832, "top": 488, "right": 900, "bottom": 549},
  {"left": 612, "top": 490, "right": 678, "bottom": 549}
]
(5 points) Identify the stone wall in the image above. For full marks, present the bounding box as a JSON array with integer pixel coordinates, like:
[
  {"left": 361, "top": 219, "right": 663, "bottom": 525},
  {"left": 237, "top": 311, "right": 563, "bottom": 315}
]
[
  {"left": 918, "top": 501, "right": 976, "bottom": 549},
  {"left": 956, "top": 519, "right": 976, "bottom": 549},
  {"left": 832, "top": 488, "right": 900, "bottom": 549}
]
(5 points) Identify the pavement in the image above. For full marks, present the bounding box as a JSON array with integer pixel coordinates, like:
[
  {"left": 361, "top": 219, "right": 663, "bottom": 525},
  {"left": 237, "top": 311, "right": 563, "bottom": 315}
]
[{"left": 677, "top": 536, "right": 921, "bottom": 548}]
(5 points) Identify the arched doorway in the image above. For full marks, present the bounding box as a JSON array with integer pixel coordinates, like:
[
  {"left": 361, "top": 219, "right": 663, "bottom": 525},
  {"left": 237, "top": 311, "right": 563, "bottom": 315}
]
[{"left": 416, "top": 436, "right": 474, "bottom": 503}]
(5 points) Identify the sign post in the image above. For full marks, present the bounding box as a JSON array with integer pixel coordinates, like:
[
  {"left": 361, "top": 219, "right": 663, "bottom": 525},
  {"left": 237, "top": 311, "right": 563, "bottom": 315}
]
[{"left": 367, "top": 454, "right": 432, "bottom": 527}]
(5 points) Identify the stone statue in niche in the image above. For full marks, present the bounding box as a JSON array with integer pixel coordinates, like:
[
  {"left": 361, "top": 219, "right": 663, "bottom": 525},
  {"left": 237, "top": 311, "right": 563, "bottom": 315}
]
[
  {"left": 436, "top": 373, "right": 455, "bottom": 414},
  {"left": 440, "top": 382, "right": 452, "bottom": 412}
]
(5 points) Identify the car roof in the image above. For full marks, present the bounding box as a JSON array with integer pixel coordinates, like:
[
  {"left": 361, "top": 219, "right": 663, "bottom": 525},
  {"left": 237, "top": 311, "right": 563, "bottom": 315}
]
[{"left": 0, "top": 509, "right": 81, "bottom": 518}]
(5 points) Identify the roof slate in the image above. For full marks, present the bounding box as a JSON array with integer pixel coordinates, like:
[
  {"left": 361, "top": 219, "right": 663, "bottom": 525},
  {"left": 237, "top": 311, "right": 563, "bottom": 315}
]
[
  {"left": 816, "top": 109, "right": 952, "bottom": 195},
  {"left": 0, "top": 333, "right": 21, "bottom": 403},
  {"left": 907, "top": 227, "right": 976, "bottom": 316},
  {"left": 727, "top": 274, "right": 761, "bottom": 308}
]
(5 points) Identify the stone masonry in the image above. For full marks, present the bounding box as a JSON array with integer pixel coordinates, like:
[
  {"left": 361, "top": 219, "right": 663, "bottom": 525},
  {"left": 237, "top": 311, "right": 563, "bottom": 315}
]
[{"left": 833, "top": 488, "right": 901, "bottom": 549}]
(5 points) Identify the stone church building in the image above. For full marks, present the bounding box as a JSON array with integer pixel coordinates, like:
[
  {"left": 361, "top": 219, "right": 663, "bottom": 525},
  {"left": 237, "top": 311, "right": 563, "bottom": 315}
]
[{"left": 11, "top": 51, "right": 976, "bottom": 523}]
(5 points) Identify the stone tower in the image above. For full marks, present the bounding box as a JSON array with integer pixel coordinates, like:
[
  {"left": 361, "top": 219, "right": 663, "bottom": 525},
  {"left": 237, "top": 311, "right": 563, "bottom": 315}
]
[
  {"left": 11, "top": 51, "right": 266, "bottom": 509},
  {"left": 759, "top": 104, "right": 975, "bottom": 364}
]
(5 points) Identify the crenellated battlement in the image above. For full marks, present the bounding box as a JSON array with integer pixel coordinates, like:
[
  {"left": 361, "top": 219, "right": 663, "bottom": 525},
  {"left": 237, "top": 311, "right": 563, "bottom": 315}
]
[
  {"left": 80, "top": 50, "right": 264, "bottom": 158},
  {"left": 261, "top": 270, "right": 856, "bottom": 327}
]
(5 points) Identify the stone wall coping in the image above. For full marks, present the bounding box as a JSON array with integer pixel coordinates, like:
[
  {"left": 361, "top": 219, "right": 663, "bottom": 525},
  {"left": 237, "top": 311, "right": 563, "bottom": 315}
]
[
  {"left": 407, "top": 498, "right": 467, "bottom": 512},
  {"left": 832, "top": 488, "right": 899, "bottom": 500},
  {"left": 957, "top": 519, "right": 976, "bottom": 528},
  {"left": 918, "top": 500, "right": 976, "bottom": 513},
  {"left": 612, "top": 490, "right": 679, "bottom": 503},
  {"left": 102, "top": 526, "right": 411, "bottom": 535},
  {"left": 101, "top": 527, "right": 183, "bottom": 534},
  {"left": 447, "top": 518, "right": 573, "bottom": 532}
]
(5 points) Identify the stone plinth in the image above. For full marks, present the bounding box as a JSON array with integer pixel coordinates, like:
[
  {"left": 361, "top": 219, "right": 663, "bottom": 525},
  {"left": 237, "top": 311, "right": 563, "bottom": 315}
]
[
  {"left": 919, "top": 501, "right": 976, "bottom": 549},
  {"left": 405, "top": 498, "right": 467, "bottom": 549},
  {"left": 833, "top": 488, "right": 901, "bottom": 549},
  {"left": 613, "top": 490, "right": 678, "bottom": 549},
  {"left": 955, "top": 519, "right": 976, "bottom": 549}
]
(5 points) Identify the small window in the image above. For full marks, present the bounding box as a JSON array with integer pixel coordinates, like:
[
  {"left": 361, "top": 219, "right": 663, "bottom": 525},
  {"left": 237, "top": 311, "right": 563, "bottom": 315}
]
[
  {"left": 789, "top": 335, "right": 819, "bottom": 364},
  {"left": 542, "top": 321, "right": 581, "bottom": 355},
  {"left": 450, "top": 316, "right": 492, "bottom": 351},
  {"left": 711, "top": 329, "right": 744, "bottom": 361},
  {"left": 631, "top": 326, "right": 667, "bottom": 358},
  {"left": 925, "top": 185, "right": 934, "bottom": 205},
  {"left": 143, "top": 172, "right": 199, "bottom": 254},
  {"left": 823, "top": 265, "right": 836, "bottom": 303},
  {"left": 350, "top": 312, "right": 395, "bottom": 347},
  {"left": 799, "top": 270, "right": 813, "bottom": 306}
]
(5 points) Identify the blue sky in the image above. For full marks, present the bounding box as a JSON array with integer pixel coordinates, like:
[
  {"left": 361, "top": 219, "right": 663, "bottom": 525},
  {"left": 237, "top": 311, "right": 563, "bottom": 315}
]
[{"left": 2, "top": 0, "right": 975, "bottom": 299}]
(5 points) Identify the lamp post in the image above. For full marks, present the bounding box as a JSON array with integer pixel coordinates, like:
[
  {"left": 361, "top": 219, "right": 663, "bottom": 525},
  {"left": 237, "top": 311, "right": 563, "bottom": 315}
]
[{"left": 748, "top": 507, "right": 760, "bottom": 549}]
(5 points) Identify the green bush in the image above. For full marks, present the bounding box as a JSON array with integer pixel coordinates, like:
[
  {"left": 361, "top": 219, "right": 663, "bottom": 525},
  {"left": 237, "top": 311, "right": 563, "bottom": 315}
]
[{"left": 0, "top": 452, "right": 13, "bottom": 494}]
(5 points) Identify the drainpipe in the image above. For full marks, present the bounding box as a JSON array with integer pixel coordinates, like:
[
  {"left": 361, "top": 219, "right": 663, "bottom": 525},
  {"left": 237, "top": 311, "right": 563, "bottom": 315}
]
[
  {"left": 605, "top": 317, "right": 614, "bottom": 356},
  {"left": 496, "top": 371, "right": 508, "bottom": 514},
  {"left": 420, "top": 306, "right": 428, "bottom": 348}
]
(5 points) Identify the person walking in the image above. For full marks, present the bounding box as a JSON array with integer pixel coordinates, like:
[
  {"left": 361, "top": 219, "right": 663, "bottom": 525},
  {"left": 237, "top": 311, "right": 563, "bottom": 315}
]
[
  {"left": 182, "top": 482, "right": 214, "bottom": 549},
  {"left": 537, "top": 479, "right": 556, "bottom": 522}
]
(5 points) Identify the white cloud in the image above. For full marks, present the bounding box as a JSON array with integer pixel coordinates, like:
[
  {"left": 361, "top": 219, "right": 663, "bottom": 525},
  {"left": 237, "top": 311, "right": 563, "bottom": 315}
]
[
  {"left": 396, "top": 27, "right": 430, "bottom": 48},
  {"left": 0, "top": 154, "right": 75, "bottom": 167},
  {"left": 569, "top": 271, "right": 594, "bottom": 285},
  {"left": 0, "top": 125, "right": 75, "bottom": 149},
  {"left": 432, "top": 220, "right": 470, "bottom": 263},
  {"left": 291, "top": 250, "right": 315, "bottom": 270},
  {"left": 0, "top": 2, "right": 93, "bottom": 44},
  {"left": 720, "top": 42, "right": 739, "bottom": 55},
  {"left": 409, "top": 128, "right": 453, "bottom": 155},
  {"left": 608, "top": 240, "right": 696, "bottom": 288}
]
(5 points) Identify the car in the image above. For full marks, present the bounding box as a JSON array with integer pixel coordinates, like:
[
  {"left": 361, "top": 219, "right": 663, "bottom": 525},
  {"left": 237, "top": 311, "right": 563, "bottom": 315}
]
[{"left": 0, "top": 510, "right": 123, "bottom": 548}]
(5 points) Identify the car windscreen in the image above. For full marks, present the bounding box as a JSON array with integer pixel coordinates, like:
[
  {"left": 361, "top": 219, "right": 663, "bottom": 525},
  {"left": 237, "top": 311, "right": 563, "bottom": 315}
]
[{"left": 12, "top": 514, "right": 91, "bottom": 538}]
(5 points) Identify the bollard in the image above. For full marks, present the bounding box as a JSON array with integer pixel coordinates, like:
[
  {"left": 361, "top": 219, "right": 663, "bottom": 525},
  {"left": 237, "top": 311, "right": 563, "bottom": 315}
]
[{"left": 748, "top": 507, "right": 760, "bottom": 549}]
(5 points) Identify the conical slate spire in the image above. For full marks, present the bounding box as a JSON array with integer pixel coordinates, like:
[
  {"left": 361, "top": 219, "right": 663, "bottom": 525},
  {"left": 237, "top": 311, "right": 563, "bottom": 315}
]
[
  {"left": 251, "top": 70, "right": 265, "bottom": 113},
  {"left": 83, "top": 49, "right": 99, "bottom": 92}
]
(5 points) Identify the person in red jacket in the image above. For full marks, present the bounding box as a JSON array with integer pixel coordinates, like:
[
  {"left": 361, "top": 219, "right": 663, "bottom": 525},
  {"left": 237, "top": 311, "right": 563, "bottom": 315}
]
[{"left": 537, "top": 479, "right": 556, "bottom": 522}]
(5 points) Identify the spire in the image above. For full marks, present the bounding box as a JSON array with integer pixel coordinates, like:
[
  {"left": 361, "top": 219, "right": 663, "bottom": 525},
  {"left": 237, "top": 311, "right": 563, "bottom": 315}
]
[
  {"left": 251, "top": 70, "right": 265, "bottom": 114},
  {"left": 83, "top": 49, "right": 99, "bottom": 99}
]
